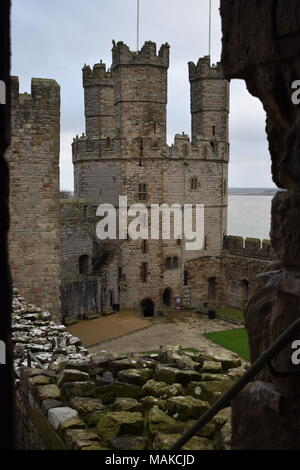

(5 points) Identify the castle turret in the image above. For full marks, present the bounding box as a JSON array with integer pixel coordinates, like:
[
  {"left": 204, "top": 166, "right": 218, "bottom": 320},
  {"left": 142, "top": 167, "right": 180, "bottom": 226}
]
[
  {"left": 189, "top": 57, "right": 229, "bottom": 145},
  {"left": 82, "top": 62, "right": 115, "bottom": 138},
  {"left": 111, "top": 41, "right": 170, "bottom": 146}
]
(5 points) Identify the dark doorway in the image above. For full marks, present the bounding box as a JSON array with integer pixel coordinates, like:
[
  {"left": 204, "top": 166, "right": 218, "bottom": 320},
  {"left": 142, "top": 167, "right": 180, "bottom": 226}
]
[
  {"left": 141, "top": 298, "right": 154, "bottom": 317},
  {"left": 163, "top": 288, "right": 173, "bottom": 307},
  {"left": 208, "top": 277, "right": 216, "bottom": 300}
]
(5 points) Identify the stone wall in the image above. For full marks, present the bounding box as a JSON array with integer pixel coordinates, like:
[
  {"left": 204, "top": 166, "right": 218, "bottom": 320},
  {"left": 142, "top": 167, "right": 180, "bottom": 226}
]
[
  {"left": 6, "top": 77, "right": 61, "bottom": 319},
  {"left": 186, "top": 236, "right": 276, "bottom": 310},
  {"left": 60, "top": 200, "right": 101, "bottom": 318},
  {"left": 222, "top": 236, "right": 275, "bottom": 308},
  {"left": 221, "top": 0, "right": 300, "bottom": 449},
  {"left": 0, "top": 0, "right": 15, "bottom": 450},
  {"left": 13, "top": 288, "right": 247, "bottom": 451}
]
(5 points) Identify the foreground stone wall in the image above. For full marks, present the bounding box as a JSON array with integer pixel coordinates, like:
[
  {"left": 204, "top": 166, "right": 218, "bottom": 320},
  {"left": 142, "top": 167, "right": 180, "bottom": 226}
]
[
  {"left": 221, "top": 0, "right": 300, "bottom": 450},
  {"left": 13, "top": 290, "right": 246, "bottom": 450},
  {"left": 0, "top": 0, "right": 15, "bottom": 449},
  {"left": 6, "top": 77, "right": 61, "bottom": 319}
]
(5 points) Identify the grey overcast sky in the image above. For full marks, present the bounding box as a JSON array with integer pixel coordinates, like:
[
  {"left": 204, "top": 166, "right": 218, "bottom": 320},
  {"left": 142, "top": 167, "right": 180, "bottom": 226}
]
[{"left": 11, "top": 0, "right": 274, "bottom": 191}]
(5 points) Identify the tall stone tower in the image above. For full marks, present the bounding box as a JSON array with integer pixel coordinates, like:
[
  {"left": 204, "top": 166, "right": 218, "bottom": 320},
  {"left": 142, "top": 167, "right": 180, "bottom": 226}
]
[
  {"left": 68, "top": 42, "right": 230, "bottom": 314},
  {"left": 6, "top": 77, "right": 61, "bottom": 319},
  {"left": 189, "top": 56, "right": 229, "bottom": 143},
  {"left": 82, "top": 62, "right": 115, "bottom": 139}
]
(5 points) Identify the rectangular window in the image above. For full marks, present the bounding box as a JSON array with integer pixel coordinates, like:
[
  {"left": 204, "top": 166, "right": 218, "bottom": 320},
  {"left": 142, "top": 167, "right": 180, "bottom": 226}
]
[
  {"left": 208, "top": 277, "right": 216, "bottom": 300},
  {"left": 166, "top": 257, "right": 179, "bottom": 270},
  {"left": 138, "top": 183, "right": 148, "bottom": 201},
  {"left": 184, "top": 270, "right": 189, "bottom": 286},
  {"left": 118, "top": 267, "right": 123, "bottom": 280},
  {"left": 141, "top": 262, "right": 148, "bottom": 282},
  {"left": 142, "top": 240, "right": 148, "bottom": 254}
]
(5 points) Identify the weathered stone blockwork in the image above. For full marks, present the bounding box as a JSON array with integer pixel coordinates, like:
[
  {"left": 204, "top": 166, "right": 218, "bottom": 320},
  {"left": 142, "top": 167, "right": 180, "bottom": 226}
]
[
  {"left": 6, "top": 77, "right": 61, "bottom": 318},
  {"left": 221, "top": 0, "right": 300, "bottom": 450},
  {"left": 60, "top": 200, "right": 101, "bottom": 317}
]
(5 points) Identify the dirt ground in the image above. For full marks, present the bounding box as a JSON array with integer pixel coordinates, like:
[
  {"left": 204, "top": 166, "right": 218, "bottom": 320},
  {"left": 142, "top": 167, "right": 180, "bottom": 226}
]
[
  {"left": 67, "top": 309, "right": 151, "bottom": 347},
  {"left": 68, "top": 308, "right": 241, "bottom": 356}
]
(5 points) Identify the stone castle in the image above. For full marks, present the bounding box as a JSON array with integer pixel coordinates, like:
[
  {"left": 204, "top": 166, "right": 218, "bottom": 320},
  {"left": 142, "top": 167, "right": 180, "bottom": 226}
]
[{"left": 6, "top": 40, "right": 275, "bottom": 320}]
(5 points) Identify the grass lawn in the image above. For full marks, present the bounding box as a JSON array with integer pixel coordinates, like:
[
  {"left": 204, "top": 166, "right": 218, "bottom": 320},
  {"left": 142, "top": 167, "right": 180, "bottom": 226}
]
[
  {"left": 204, "top": 328, "right": 249, "bottom": 361},
  {"left": 216, "top": 306, "right": 244, "bottom": 323}
]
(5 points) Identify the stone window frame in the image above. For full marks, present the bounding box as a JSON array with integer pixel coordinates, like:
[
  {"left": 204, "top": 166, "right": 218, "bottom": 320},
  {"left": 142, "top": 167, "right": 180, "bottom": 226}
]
[
  {"left": 191, "top": 176, "right": 199, "bottom": 190},
  {"left": 165, "top": 256, "right": 179, "bottom": 270},
  {"left": 138, "top": 183, "right": 148, "bottom": 201}
]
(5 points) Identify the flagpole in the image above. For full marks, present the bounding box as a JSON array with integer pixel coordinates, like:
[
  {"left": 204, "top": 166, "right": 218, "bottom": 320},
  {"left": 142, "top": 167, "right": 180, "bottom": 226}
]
[
  {"left": 208, "top": 0, "right": 212, "bottom": 62},
  {"left": 137, "top": 0, "right": 140, "bottom": 51}
]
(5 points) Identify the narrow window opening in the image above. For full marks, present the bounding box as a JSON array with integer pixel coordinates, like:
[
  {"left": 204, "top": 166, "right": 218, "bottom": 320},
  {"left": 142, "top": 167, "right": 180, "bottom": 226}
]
[{"left": 79, "top": 255, "right": 89, "bottom": 275}]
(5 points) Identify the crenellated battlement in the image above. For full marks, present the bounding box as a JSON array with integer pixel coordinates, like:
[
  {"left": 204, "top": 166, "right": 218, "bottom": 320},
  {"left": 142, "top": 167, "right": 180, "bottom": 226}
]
[
  {"left": 82, "top": 62, "right": 113, "bottom": 87},
  {"left": 112, "top": 40, "right": 170, "bottom": 69},
  {"left": 188, "top": 56, "right": 223, "bottom": 81},
  {"left": 72, "top": 132, "right": 229, "bottom": 163},
  {"left": 10, "top": 76, "right": 60, "bottom": 119},
  {"left": 224, "top": 235, "right": 275, "bottom": 259},
  {"left": 168, "top": 133, "right": 229, "bottom": 162}
]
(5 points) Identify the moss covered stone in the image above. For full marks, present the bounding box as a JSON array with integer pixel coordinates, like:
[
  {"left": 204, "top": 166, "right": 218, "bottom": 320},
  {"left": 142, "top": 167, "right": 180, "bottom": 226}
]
[
  {"left": 155, "top": 366, "right": 201, "bottom": 385},
  {"left": 64, "top": 428, "right": 99, "bottom": 450},
  {"left": 57, "top": 369, "right": 89, "bottom": 386},
  {"left": 108, "top": 436, "right": 147, "bottom": 450},
  {"left": 95, "top": 382, "right": 145, "bottom": 404},
  {"left": 58, "top": 418, "right": 86, "bottom": 436},
  {"left": 147, "top": 405, "right": 180, "bottom": 435},
  {"left": 201, "top": 361, "right": 223, "bottom": 374},
  {"left": 140, "top": 396, "right": 166, "bottom": 411},
  {"left": 112, "top": 397, "right": 142, "bottom": 412},
  {"left": 200, "top": 373, "right": 230, "bottom": 382},
  {"left": 69, "top": 397, "right": 104, "bottom": 416},
  {"left": 61, "top": 381, "right": 96, "bottom": 399},
  {"left": 110, "top": 358, "right": 143, "bottom": 373},
  {"left": 166, "top": 396, "right": 210, "bottom": 420},
  {"left": 30, "top": 375, "right": 52, "bottom": 386},
  {"left": 142, "top": 380, "right": 183, "bottom": 398},
  {"left": 196, "top": 381, "right": 233, "bottom": 404},
  {"left": 117, "top": 368, "right": 153, "bottom": 386},
  {"left": 153, "top": 433, "right": 214, "bottom": 450},
  {"left": 96, "top": 412, "right": 144, "bottom": 439},
  {"left": 37, "top": 384, "right": 60, "bottom": 401},
  {"left": 195, "top": 352, "right": 241, "bottom": 371}
]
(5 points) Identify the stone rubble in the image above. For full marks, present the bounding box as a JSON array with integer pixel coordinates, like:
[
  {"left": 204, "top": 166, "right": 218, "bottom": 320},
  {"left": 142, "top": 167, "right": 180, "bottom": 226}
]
[
  {"left": 13, "top": 289, "right": 246, "bottom": 450},
  {"left": 12, "top": 287, "right": 90, "bottom": 374}
]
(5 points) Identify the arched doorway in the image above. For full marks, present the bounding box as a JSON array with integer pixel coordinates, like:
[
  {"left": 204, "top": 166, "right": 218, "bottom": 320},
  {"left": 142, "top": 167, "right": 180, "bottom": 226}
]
[
  {"left": 141, "top": 298, "right": 154, "bottom": 317},
  {"left": 163, "top": 288, "right": 173, "bottom": 307}
]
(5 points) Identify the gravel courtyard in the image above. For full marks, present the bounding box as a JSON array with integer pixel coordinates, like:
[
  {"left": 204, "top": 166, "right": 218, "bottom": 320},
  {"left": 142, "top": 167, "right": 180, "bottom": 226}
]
[{"left": 86, "top": 309, "right": 241, "bottom": 356}]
